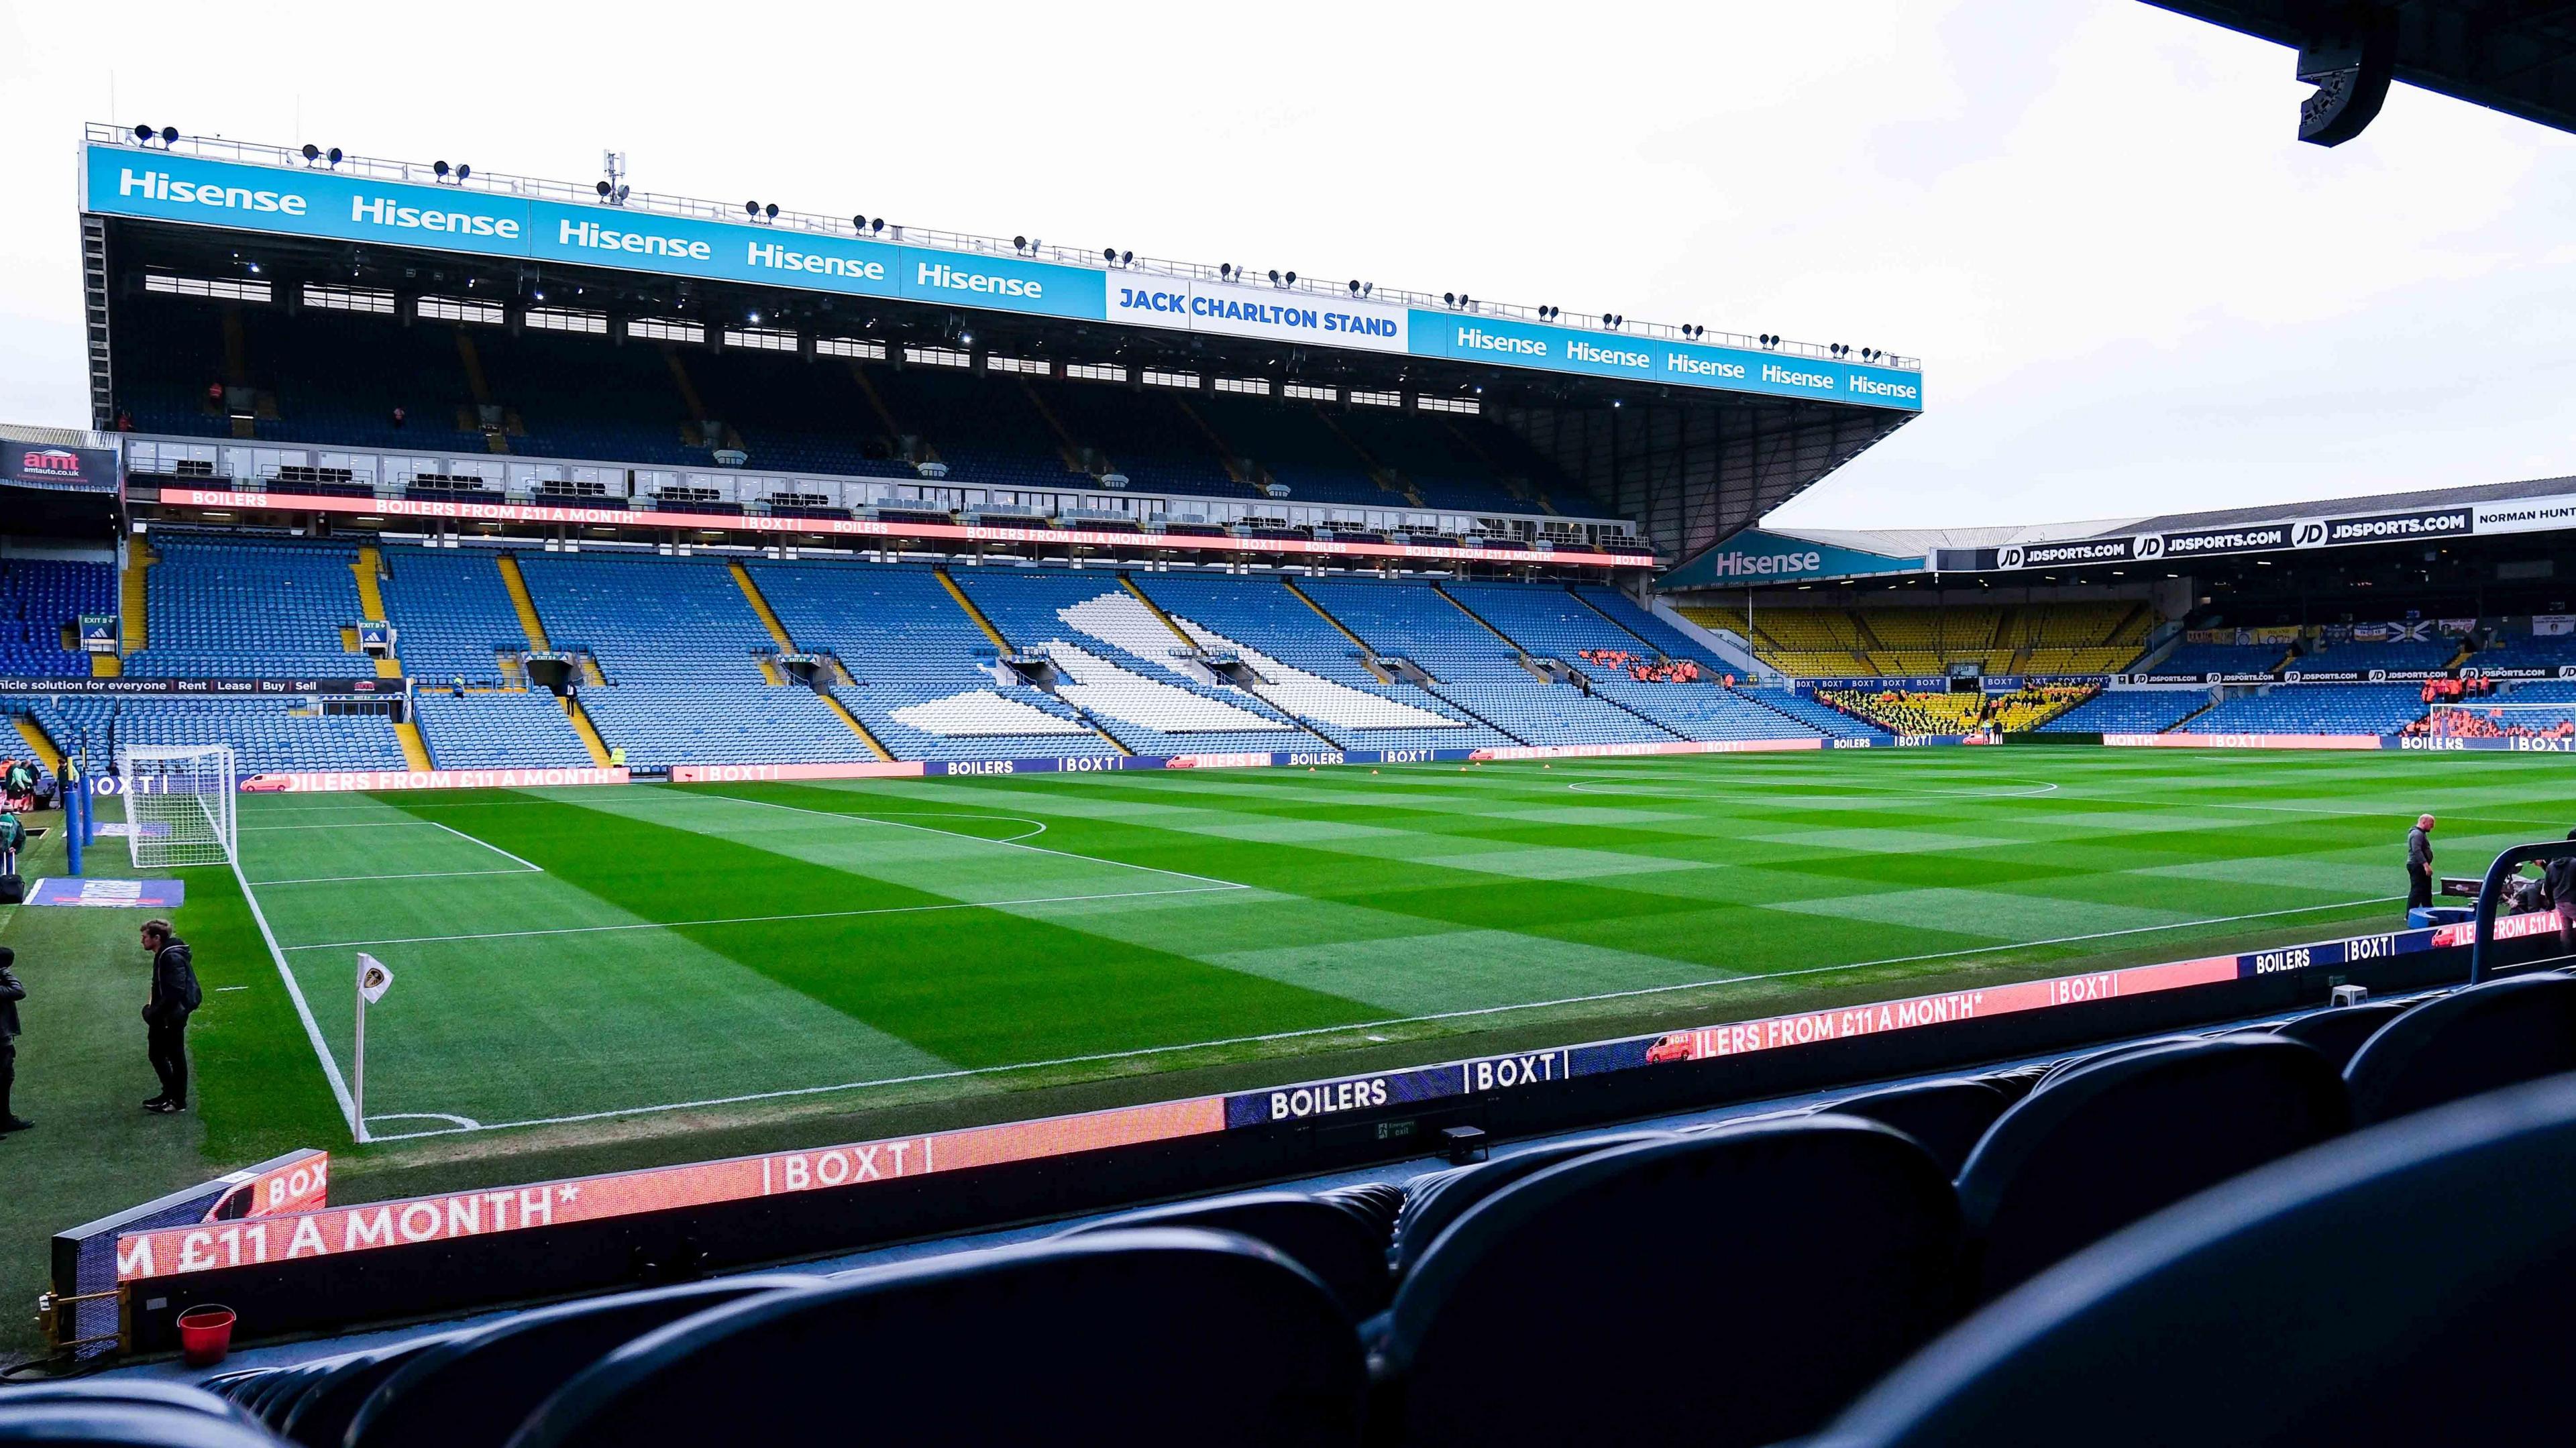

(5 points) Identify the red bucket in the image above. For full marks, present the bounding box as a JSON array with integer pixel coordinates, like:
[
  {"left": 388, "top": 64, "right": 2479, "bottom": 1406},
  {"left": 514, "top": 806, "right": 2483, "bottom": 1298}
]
[{"left": 176, "top": 1304, "right": 235, "bottom": 1367}]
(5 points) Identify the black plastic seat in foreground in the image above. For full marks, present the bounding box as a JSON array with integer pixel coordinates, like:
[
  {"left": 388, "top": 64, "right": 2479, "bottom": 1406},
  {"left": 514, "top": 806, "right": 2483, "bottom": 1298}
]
[
  {"left": 2344, "top": 971, "right": 2576, "bottom": 1125},
  {"left": 346, "top": 1276, "right": 821, "bottom": 1448},
  {"left": 1955, "top": 1036, "right": 2347, "bottom": 1301},
  {"left": 0, "top": 1383, "right": 260, "bottom": 1432},
  {"left": 1813, "top": 1078, "right": 2009, "bottom": 1177},
  {"left": 1816, "top": 1070, "right": 2576, "bottom": 1447},
  {"left": 1389, "top": 1130, "right": 1671, "bottom": 1278},
  {"left": 1061, "top": 1190, "right": 1392, "bottom": 1318},
  {"left": 509, "top": 1229, "right": 1362, "bottom": 1448},
  {"left": 0, "top": 1400, "right": 286, "bottom": 1448},
  {"left": 272, "top": 1335, "right": 462, "bottom": 1446},
  {"left": 1376, "top": 1118, "right": 1960, "bottom": 1448},
  {"left": 2265, "top": 999, "right": 2412, "bottom": 1070}
]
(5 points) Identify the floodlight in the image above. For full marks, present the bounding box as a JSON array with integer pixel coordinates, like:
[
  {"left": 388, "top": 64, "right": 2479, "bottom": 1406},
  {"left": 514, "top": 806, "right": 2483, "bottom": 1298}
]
[
  {"left": 600, "top": 181, "right": 614, "bottom": 197},
  {"left": 302, "top": 143, "right": 319, "bottom": 161},
  {"left": 160, "top": 126, "right": 177, "bottom": 144},
  {"left": 747, "top": 201, "right": 761, "bottom": 217},
  {"left": 135, "top": 123, "right": 154, "bottom": 144},
  {"left": 435, "top": 160, "right": 451, "bottom": 178},
  {"left": 328, "top": 148, "right": 343, "bottom": 166},
  {"left": 456, "top": 164, "right": 470, "bottom": 181}
]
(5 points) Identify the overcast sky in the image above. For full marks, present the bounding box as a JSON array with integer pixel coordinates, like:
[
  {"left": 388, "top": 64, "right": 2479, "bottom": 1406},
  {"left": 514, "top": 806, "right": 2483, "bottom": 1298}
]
[{"left": 2, "top": 0, "right": 2569, "bottom": 531}]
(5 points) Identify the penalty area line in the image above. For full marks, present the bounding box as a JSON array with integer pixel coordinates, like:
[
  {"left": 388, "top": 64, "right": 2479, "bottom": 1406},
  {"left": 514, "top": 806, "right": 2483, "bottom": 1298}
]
[{"left": 367, "top": 893, "right": 2404, "bottom": 1141}]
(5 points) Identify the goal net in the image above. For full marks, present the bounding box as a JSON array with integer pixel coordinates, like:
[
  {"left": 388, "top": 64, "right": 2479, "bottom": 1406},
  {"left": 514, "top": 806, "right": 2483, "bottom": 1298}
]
[
  {"left": 115, "top": 744, "right": 239, "bottom": 869},
  {"left": 2424, "top": 700, "right": 2576, "bottom": 744}
]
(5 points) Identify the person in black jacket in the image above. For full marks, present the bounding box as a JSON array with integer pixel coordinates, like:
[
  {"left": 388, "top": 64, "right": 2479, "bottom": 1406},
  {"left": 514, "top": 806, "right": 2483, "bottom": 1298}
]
[
  {"left": 0, "top": 946, "right": 28, "bottom": 1134},
  {"left": 140, "top": 920, "right": 199, "bottom": 1114},
  {"left": 2406, "top": 814, "right": 2436, "bottom": 912},
  {"left": 2548, "top": 830, "right": 2576, "bottom": 954}
]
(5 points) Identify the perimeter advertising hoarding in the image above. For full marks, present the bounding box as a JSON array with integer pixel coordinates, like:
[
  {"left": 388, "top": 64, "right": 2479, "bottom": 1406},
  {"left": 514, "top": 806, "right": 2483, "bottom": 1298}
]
[
  {"left": 145, "top": 486, "right": 1652, "bottom": 570},
  {"left": 84, "top": 144, "right": 1922, "bottom": 412},
  {"left": 116, "top": 913, "right": 2547, "bottom": 1287},
  {"left": 54, "top": 1150, "right": 326, "bottom": 1356},
  {"left": 0, "top": 676, "right": 397, "bottom": 695}
]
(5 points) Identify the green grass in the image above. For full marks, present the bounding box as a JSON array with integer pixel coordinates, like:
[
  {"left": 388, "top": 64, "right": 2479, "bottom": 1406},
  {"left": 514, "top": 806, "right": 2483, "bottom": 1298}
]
[{"left": 8, "top": 744, "right": 2575, "bottom": 1364}]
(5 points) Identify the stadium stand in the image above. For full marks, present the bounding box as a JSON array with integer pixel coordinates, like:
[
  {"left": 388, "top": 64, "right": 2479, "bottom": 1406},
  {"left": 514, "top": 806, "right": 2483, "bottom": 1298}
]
[
  {"left": 1123, "top": 573, "right": 1514, "bottom": 752},
  {"left": 1739, "top": 686, "right": 1890, "bottom": 739},
  {"left": 408, "top": 691, "right": 593, "bottom": 770},
  {"left": 124, "top": 536, "right": 374, "bottom": 678},
  {"left": 749, "top": 560, "right": 1122, "bottom": 763},
  {"left": 0, "top": 557, "right": 113, "bottom": 675},
  {"left": 2460, "top": 626, "right": 2576, "bottom": 675},
  {"left": 2152, "top": 641, "right": 2291, "bottom": 677},
  {"left": 374, "top": 549, "right": 532, "bottom": 688},
  {"left": 1297, "top": 578, "right": 1680, "bottom": 744},
  {"left": 952, "top": 568, "right": 1311, "bottom": 755},
  {"left": 2171, "top": 683, "right": 2430, "bottom": 736},
  {"left": 2035, "top": 689, "right": 2210, "bottom": 734},
  {"left": 56, "top": 697, "right": 407, "bottom": 773},
  {"left": 115, "top": 290, "right": 1590, "bottom": 519},
  {"left": 1684, "top": 602, "right": 2150, "bottom": 681},
  {"left": 513, "top": 552, "right": 876, "bottom": 767}
]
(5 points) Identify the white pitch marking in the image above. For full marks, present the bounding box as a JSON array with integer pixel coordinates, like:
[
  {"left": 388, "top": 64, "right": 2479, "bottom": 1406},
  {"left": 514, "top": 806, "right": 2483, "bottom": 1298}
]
[
  {"left": 251, "top": 867, "right": 541, "bottom": 887},
  {"left": 427, "top": 818, "right": 545, "bottom": 872},
  {"left": 278, "top": 883, "right": 1248, "bottom": 953},
  {"left": 360, "top": 893, "right": 2402, "bottom": 1141},
  {"left": 227, "top": 856, "right": 360, "bottom": 1135}
]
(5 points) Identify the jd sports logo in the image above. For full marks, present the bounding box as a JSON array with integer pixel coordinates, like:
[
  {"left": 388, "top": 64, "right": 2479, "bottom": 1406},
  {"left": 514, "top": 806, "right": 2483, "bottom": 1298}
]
[
  {"left": 1998, "top": 546, "right": 2024, "bottom": 568},
  {"left": 2135, "top": 535, "right": 2166, "bottom": 560},
  {"left": 2294, "top": 522, "right": 2327, "bottom": 546}
]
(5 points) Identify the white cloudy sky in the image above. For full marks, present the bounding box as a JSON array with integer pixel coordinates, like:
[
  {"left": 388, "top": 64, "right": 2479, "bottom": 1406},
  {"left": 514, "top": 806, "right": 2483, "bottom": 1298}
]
[{"left": 1, "top": 0, "right": 2569, "bottom": 530}]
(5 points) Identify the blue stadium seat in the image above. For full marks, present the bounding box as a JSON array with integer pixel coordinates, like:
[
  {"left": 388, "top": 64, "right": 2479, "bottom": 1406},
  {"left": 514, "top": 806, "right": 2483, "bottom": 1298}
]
[
  {"left": 2342, "top": 970, "right": 2576, "bottom": 1125},
  {"left": 512, "top": 1230, "right": 1363, "bottom": 1447},
  {"left": 344, "top": 1276, "right": 822, "bottom": 1448},
  {"left": 1815, "top": 1071, "right": 2576, "bottom": 1448},
  {"left": 2037, "top": 689, "right": 2208, "bottom": 733},
  {"left": 1954, "top": 1037, "right": 2349, "bottom": 1300},
  {"left": 1374, "top": 1119, "right": 1959, "bottom": 1448}
]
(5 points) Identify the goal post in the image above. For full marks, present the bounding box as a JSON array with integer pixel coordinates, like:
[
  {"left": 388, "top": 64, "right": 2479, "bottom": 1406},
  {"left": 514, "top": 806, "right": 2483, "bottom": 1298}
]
[
  {"left": 2424, "top": 700, "right": 2576, "bottom": 744},
  {"left": 115, "top": 744, "right": 239, "bottom": 869}
]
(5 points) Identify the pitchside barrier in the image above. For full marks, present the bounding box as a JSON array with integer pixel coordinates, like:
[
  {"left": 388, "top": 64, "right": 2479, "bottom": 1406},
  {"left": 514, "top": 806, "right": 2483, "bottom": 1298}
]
[{"left": 74, "top": 909, "right": 2569, "bottom": 1358}]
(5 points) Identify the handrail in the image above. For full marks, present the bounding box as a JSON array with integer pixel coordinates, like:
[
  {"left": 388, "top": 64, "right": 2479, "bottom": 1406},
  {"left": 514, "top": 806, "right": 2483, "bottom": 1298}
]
[
  {"left": 2469, "top": 838, "right": 2576, "bottom": 983},
  {"left": 86, "top": 123, "right": 1920, "bottom": 371}
]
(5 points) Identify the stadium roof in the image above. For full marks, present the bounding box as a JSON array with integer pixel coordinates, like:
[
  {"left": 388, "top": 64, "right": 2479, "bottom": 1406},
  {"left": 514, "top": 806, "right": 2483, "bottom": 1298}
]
[
  {"left": 1669, "top": 474, "right": 2576, "bottom": 588},
  {"left": 85, "top": 127, "right": 1928, "bottom": 565},
  {"left": 2148, "top": 1, "right": 2576, "bottom": 140}
]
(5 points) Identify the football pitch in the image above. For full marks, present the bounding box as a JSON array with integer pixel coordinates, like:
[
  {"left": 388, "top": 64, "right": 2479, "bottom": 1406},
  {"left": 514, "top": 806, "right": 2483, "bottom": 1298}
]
[{"left": 193, "top": 746, "right": 2576, "bottom": 1148}]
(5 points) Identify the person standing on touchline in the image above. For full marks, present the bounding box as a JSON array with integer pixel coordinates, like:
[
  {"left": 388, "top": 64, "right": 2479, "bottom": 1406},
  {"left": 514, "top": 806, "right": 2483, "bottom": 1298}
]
[{"left": 140, "top": 920, "right": 199, "bottom": 1115}]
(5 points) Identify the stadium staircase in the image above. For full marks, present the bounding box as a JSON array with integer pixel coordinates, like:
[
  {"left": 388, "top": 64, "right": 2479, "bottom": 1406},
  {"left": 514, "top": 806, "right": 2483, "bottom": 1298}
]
[
  {"left": 1281, "top": 579, "right": 1528, "bottom": 744},
  {"left": 13, "top": 713, "right": 60, "bottom": 773},
  {"left": 496, "top": 555, "right": 552, "bottom": 652},
  {"left": 109, "top": 535, "right": 154, "bottom": 675},
  {"left": 728, "top": 561, "right": 894, "bottom": 761},
  {"left": 348, "top": 547, "right": 433, "bottom": 771},
  {"left": 936, "top": 566, "right": 1139, "bottom": 756}
]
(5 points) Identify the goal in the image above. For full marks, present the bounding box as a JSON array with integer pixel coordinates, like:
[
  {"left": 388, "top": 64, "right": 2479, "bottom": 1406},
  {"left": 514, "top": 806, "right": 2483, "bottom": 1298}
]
[
  {"left": 115, "top": 744, "right": 239, "bottom": 869},
  {"left": 2424, "top": 700, "right": 2576, "bottom": 744}
]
